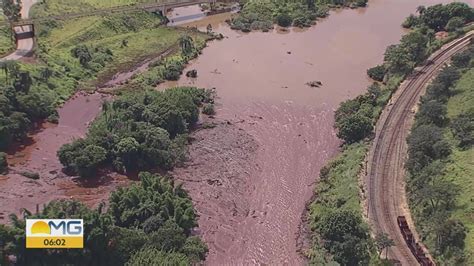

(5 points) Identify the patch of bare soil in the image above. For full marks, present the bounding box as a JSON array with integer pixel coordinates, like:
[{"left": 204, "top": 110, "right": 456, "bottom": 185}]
[{"left": 172, "top": 100, "right": 340, "bottom": 265}]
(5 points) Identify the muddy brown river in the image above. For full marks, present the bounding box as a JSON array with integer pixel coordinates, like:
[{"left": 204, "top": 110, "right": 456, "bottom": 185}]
[{"left": 0, "top": 0, "right": 461, "bottom": 264}]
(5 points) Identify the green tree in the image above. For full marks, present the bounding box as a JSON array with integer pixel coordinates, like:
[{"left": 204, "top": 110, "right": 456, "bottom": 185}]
[
  {"left": 451, "top": 111, "right": 474, "bottom": 148},
  {"left": 406, "top": 124, "right": 451, "bottom": 173},
  {"left": 375, "top": 232, "right": 395, "bottom": 259},
  {"left": 384, "top": 44, "right": 414, "bottom": 74},
  {"left": 445, "top": 16, "right": 465, "bottom": 32},
  {"left": 451, "top": 49, "right": 472, "bottom": 68},
  {"left": 317, "top": 210, "right": 370, "bottom": 265},
  {"left": 367, "top": 65, "right": 386, "bottom": 82},
  {"left": 126, "top": 248, "right": 189, "bottom": 266},
  {"left": 181, "top": 236, "right": 208, "bottom": 263},
  {"left": 2, "top": 0, "right": 22, "bottom": 22},
  {"left": 416, "top": 5, "right": 426, "bottom": 15},
  {"left": 75, "top": 145, "right": 108, "bottom": 177},
  {"left": 415, "top": 100, "right": 447, "bottom": 127},
  {"left": 71, "top": 44, "right": 93, "bottom": 67},
  {"left": 276, "top": 13, "right": 292, "bottom": 27},
  {"left": 336, "top": 113, "right": 373, "bottom": 144},
  {"left": 115, "top": 137, "right": 140, "bottom": 173},
  {"left": 436, "top": 219, "right": 466, "bottom": 253},
  {"left": 106, "top": 227, "right": 148, "bottom": 265},
  {"left": 178, "top": 35, "right": 195, "bottom": 56},
  {"left": 148, "top": 220, "right": 187, "bottom": 251}
]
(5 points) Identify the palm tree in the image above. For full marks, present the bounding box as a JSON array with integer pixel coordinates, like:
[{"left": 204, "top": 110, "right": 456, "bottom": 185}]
[{"left": 375, "top": 233, "right": 395, "bottom": 259}]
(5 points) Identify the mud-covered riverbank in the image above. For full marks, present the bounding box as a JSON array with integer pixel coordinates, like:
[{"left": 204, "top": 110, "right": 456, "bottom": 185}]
[
  {"left": 160, "top": 0, "right": 457, "bottom": 264},
  {"left": 0, "top": 0, "right": 458, "bottom": 263}
]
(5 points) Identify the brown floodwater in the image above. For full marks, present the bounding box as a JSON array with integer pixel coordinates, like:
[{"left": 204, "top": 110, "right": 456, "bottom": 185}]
[
  {"left": 0, "top": 92, "right": 129, "bottom": 220},
  {"left": 161, "top": 0, "right": 461, "bottom": 264}
]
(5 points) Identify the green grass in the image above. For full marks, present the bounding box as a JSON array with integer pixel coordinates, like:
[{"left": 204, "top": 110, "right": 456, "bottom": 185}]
[
  {"left": 309, "top": 143, "right": 368, "bottom": 217},
  {"left": 307, "top": 142, "right": 369, "bottom": 264},
  {"left": 0, "top": 25, "right": 14, "bottom": 57},
  {"left": 444, "top": 68, "right": 474, "bottom": 263},
  {"left": 22, "top": 0, "right": 207, "bottom": 102},
  {"left": 30, "top": 0, "right": 158, "bottom": 16},
  {"left": 0, "top": 7, "right": 14, "bottom": 57}
]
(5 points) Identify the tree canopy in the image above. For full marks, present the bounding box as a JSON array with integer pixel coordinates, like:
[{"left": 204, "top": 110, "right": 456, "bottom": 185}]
[
  {"left": 0, "top": 172, "right": 207, "bottom": 265},
  {"left": 58, "top": 87, "right": 214, "bottom": 177}
]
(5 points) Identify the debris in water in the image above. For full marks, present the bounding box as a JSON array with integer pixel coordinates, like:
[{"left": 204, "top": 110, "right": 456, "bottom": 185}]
[
  {"left": 306, "top": 81, "right": 322, "bottom": 88},
  {"left": 186, "top": 69, "right": 198, "bottom": 78}
]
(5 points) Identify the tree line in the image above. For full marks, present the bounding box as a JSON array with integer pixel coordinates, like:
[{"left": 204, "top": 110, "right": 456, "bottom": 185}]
[
  {"left": 0, "top": 172, "right": 207, "bottom": 265},
  {"left": 309, "top": 5, "right": 473, "bottom": 265},
  {"left": 230, "top": 0, "right": 367, "bottom": 32},
  {"left": 406, "top": 45, "right": 474, "bottom": 264},
  {"left": 336, "top": 2, "right": 473, "bottom": 145},
  {"left": 403, "top": 3, "right": 474, "bottom": 33}
]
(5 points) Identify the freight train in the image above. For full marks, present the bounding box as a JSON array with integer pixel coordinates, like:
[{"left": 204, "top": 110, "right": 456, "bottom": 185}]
[{"left": 397, "top": 216, "right": 434, "bottom": 266}]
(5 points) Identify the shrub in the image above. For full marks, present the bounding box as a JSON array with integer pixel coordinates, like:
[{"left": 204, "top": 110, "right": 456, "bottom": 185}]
[
  {"left": 402, "top": 14, "right": 420, "bottom": 28},
  {"left": 451, "top": 49, "right": 472, "bottom": 68},
  {"left": 451, "top": 111, "right": 474, "bottom": 148},
  {"left": 445, "top": 16, "right": 465, "bottom": 32},
  {"left": 367, "top": 65, "right": 386, "bottom": 82},
  {"left": 276, "top": 13, "right": 292, "bottom": 27},
  {"left": 336, "top": 113, "right": 373, "bottom": 144},
  {"left": 202, "top": 103, "right": 215, "bottom": 115}
]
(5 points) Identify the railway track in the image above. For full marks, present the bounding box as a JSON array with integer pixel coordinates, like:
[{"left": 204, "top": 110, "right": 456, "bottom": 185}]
[{"left": 366, "top": 32, "right": 473, "bottom": 265}]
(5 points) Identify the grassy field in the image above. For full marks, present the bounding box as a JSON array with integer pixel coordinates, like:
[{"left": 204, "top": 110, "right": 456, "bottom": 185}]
[
  {"left": 445, "top": 68, "right": 474, "bottom": 263},
  {"left": 22, "top": 0, "right": 207, "bottom": 103}
]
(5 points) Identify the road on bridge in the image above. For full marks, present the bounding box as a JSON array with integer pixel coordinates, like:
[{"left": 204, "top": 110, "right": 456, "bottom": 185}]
[
  {"left": 1, "top": 0, "right": 37, "bottom": 61},
  {"left": 366, "top": 31, "right": 473, "bottom": 265}
]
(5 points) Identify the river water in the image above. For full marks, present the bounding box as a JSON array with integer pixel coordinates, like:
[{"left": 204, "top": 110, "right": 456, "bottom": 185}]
[
  {"left": 162, "top": 0, "right": 460, "bottom": 264},
  {"left": 0, "top": 0, "right": 462, "bottom": 264}
]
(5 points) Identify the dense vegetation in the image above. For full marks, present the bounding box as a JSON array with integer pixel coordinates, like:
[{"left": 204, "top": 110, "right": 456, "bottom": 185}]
[
  {"left": 58, "top": 87, "right": 214, "bottom": 177},
  {"left": 403, "top": 3, "right": 474, "bottom": 32},
  {"left": 0, "top": 60, "right": 57, "bottom": 150},
  {"left": 0, "top": 0, "right": 208, "bottom": 157},
  {"left": 308, "top": 143, "right": 375, "bottom": 265},
  {"left": 0, "top": 172, "right": 207, "bottom": 265},
  {"left": 309, "top": 5, "right": 473, "bottom": 265},
  {"left": 230, "top": 0, "right": 367, "bottom": 32},
  {"left": 335, "top": 3, "right": 473, "bottom": 145},
  {"left": 406, "top": 45, "right": 474, "bottom": 265}
]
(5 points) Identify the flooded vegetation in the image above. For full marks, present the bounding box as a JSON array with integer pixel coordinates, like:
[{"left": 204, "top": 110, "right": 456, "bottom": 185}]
[{"left": 157, "top": 1, "right": 462, "bottom": 263}]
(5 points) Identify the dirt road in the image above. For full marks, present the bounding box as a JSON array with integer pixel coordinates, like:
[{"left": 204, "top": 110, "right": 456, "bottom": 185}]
[
  {"left": 366, "top": 32, "right": 474, "bottom": 265},
  {"left": 1, "top": 0, "right": 37, "bottom": 61}
]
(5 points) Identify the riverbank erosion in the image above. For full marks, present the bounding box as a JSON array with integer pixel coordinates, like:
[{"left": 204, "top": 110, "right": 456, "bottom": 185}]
[
  {"left": 161, "top": 0, "right": 463, "bottom": 264},
  {"left": 0, "top": 92, "right": 132, "bottom": 220}
]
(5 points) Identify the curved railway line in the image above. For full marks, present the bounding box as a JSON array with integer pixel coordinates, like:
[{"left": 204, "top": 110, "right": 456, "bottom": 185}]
[{"left": 366, "top": 31, "right": 473, "bottom": 265}]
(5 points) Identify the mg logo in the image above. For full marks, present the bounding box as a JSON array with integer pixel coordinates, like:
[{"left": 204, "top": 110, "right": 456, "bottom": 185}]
[{"left": 26, "top": 219, "right": 83, "bottom": 248}]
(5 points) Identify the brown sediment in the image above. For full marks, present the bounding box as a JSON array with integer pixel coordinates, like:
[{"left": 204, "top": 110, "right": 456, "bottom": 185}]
[
  {"left": 0, "top": 92, "right": 120, "bottom": 219},
  {"left": 162, "top": 0, "right": 456, "bottom": 264}
]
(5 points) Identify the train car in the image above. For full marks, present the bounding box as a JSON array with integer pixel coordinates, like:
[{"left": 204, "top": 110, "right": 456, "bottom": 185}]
[{"left": 397, "top": 216, "right": 435, "bottom": 266}]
